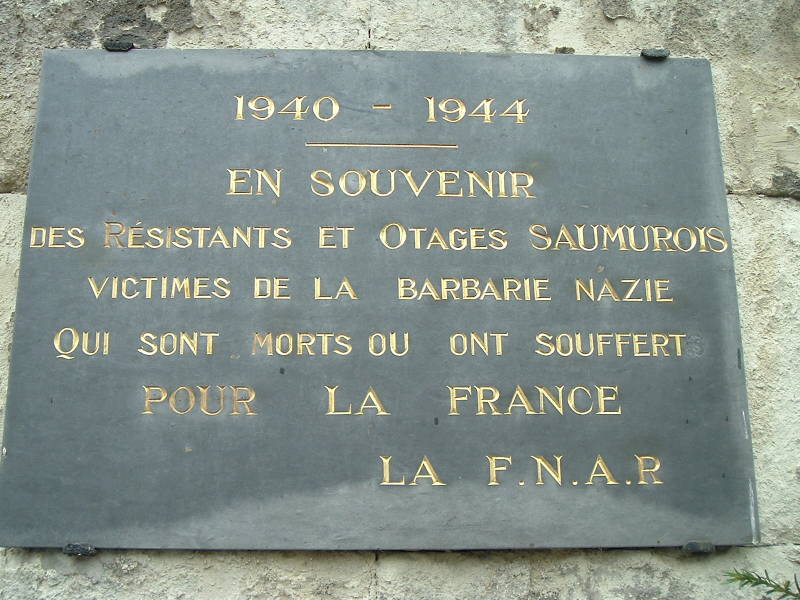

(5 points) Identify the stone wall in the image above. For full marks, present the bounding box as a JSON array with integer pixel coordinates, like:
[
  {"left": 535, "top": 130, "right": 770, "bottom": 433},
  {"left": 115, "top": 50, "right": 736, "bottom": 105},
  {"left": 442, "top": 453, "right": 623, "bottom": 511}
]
[{"left": 0, "top": 1, "right": 797, "bottom": 598}]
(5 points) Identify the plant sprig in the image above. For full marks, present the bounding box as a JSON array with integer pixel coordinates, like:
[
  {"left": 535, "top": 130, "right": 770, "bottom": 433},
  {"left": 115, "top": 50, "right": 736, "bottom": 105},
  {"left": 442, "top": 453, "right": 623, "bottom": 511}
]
[{"left": 725, "top": 569, "right": 800, "bottom": 599}]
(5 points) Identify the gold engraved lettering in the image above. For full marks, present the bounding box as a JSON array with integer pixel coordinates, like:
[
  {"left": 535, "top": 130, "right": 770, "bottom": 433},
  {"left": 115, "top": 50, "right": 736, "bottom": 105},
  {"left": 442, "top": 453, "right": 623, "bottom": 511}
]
[
  {"left": 399, "top": 170, "right": 434, "bottom": 196},
  {"left": 439, "top": 98, "right": 466, "bottom": 122},
  {"left": 309, "top": 169, "right": 335, "bottom": 196},
  {"left": 537, "top": 386, "right": 565, "bottom": 414},
  {"left": 636, "top": 455, "right": 663, "bottom": 484},
  {"left": 379, "top": 224, "right": 508, "bottom": 251},
  {"left": 356, "top": 387, "right": 390, "bottom": 415},
  {"left": 409, "top": 456, "right": 446, "bottom": 486},
  {"left": 708, "top": 228, "right": 730, "bottom": 252},
  {"left": 476, "top": 386, "right": 502, "bottom": 415},
  {"left": 368, "top": 169, "right": 397, "bottom": 196},
  {"left": 199, "top": 386, "right": 225, "bottom": 416},
  {"left": 466, "top": 171, "right": 493, "bottom": 197},
  {"left": 426, "top": 97, "right": 528, "bottom": 124},
  {"left": 87, "top": 276, "right": 230, "bottom": 300},
  {"left": 28, "top": 226, "right": 47, "bottom": 247},
  {"left": 306, "top": 169, "right": 532, "bottom": 198},
  {"left": 53, "top": 327, "right": 110, "bottom": 359},
  {"left": 100, "top": 224, "right": 289, "bottom": 250},
  {"left": 575, "top": 278, "right": 673, "bottom": 302},
  {"left": 142, "top": 385, "right": 167, "bottom": 414},
  {"left": 585, "top": 455, "right": 619, "bottom": 485},
  {"left": 278, "top": 96, "right": 308, "bottom": 120},
  {"left": 596, "top": 386, "right": 621, "bottom": 414},
  {"left": 437, "top": 171, "right": 463, "bottom": 197},
  {"left": 528, "top": 224, "right": 551, "bottom": 249},
  {"left": 651, "top": 226, "right": 675, "bottom": 251},
  {"left": 251, "top": 332, "right": 352, "bottom": 356},
  {"left": 230, "top": 386, "right": 257, "bottom": 415},
  {"left": 601, "top": 225, "right": 629, "bottom": 250},
  {"left": 104, "top": 221, "right": 126, "bottom": 248},
  {"left": 528, "top": 224, "right": 729, "bottom": 253},
  {"left": 567, "top": 386, "right": 593, "bottom": 415},
  {"left": 532, "top": 455, "right": 563, "bottom": 485},
  {"left": 314, "top": 277, "right": 358, "bottom": 300},
  {"left": 169, "top": 386, "right": 196, "bottom": 414},
  {"left": 246, "top": 95, "right": 275, "bottom": 120},
  {"left": 325, "top": 385, "right": 351, "bottom": 414},
  {"left": 368, "top": 332, "right": 410, "bottom": 356},
  {"left": 534, "top": 331, "right": 687, "bottom": 358},
  {"left": 573, "top": 224, "right": 599, "bottom": 251},
  {"left": 380, "top": 223, "right": 406, "bottom": 249},
  {"left": 553, "top": 225, "right": 578, "bottom": 250},
  {"left": 253, "top": 277, "right": 291, "bottom": 299},
  {"left": 227, "top": 168, "right": 252, "bottom": 195},
  {"left": 696, "top": 227, "right": 709, "bottom": 252},
  {"left": 449, "top": 332, "right": 508, "bottom": 356},
  {"left": 380, "top": 456, "right": 406, "bottom": 485},
  {"left": 398, "top": 278, "right": 546, "bottom": 300},
  {"left": 142, "top": 385, "right": 256, "bottom": 415},
  {"left": 446, "top": 385, "right": 622, "bottom": 416},
  {"left": 255, "top": 168, "right": 282, "bottom": 196},
  {"left": 53, "top": 327, "right": 80, "bottom": 359},
  {"left": 468, "top": 98, "right": 495, "bottom": 122},
  {"left": 505, "top": 386, "right": 537, "bottom": 414},
  {"left": 325, "top": 386, "right": 389, "bottom": 415},
  {"left": 318, "top": 226, "right": 355, "bottom": 248},
  {"left": 511, "top": 171, "right": 535, "bottom": 198},
  {"left": 226, "top": 168, "right": 282, "bottom": 196},
  {"left": 447, "top": 386, "right": 471, "bottom": 415},
  {"left": 29, "top": 226, "right": 85, "bottom": 248},
  {"left": 136, "top": 331, "right": 218, "bottom": 356},
  {"left": 487, "top": 456, "right": 512, "bottom": 485},
  {"left": 339, "top": 170, "right": 367, "bottom": 196}
]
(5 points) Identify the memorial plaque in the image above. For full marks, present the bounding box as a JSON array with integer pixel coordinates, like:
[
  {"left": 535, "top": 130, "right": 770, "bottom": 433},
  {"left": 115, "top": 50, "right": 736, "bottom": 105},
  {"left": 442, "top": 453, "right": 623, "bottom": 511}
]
[{"left": 0, "top": 50, "right": 758, "bottom": 549}]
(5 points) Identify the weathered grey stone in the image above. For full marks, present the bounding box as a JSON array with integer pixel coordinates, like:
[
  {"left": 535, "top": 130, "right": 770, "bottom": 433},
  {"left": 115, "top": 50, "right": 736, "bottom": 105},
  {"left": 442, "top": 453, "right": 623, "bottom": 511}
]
[
  {"left": 0, "top": 548, "right": 376, "bottom": 600},
  {"left": 756, "top": 166, "right": 800, "bottom": 199},
  {"left": 0, "top": 0, "right": 372, "bottom": 193},
  {"left": 0, "top": 194, "right": 25, "bottom": 437},
  {"left": 371, "top": 547, "right": 800, "bottom": 600},
  {"left": 640, "top": 47, "right": 669, "bottom": 58},
  {"left": 728, "top": 194, "right": 800, "bottom": 546},
  {"left": 600, "top": 0, "right": 634, "bottom": 20},
  {"left": 523, "top": 4, "right": 562, "bottom": 45}
]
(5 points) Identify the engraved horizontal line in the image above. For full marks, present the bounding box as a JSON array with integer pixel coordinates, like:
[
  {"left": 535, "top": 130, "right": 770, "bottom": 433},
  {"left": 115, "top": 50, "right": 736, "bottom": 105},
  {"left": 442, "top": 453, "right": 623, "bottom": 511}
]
[
  {"left": 305, "top": 142, "right": 458, "bottom": 149},
  {"left": 371, "top": 104, "right": 392, "bottom": 109}
]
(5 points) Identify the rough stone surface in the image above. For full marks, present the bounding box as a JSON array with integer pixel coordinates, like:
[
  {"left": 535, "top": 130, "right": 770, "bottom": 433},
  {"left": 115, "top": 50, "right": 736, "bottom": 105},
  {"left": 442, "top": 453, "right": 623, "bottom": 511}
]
[
  {"left": 600, "top": 0, "right": 634, "bottom": 20},
  {"left": 729, "top": 194, "right": 800, "bottom": 545},
  {"left": 0, "top": 0, "right": 798, "bottom": 597},
  {"left": 757, "top": 166, "right": 800, "bottom": 199},
  {"left": 0, "top": 0, "right": 795, "bottom": 197},
  {"left": 0, "top": 195, "right": 24, "bottom": 440}
]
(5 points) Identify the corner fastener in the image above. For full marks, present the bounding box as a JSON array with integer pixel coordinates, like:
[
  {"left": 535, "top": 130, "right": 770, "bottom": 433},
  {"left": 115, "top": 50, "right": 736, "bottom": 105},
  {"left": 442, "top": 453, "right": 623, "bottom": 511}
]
[
  {"left": 102, "top": 40, "right": 135, "bottom": 52},
  {"left": 641, "top": 48, "right": 670, "bottom": 60},
  {"left": 682, "top": 541, "right": 716, "bottom": 554},
  {"left": 62, "top": 543, "right": 98, "bottom": 557}
]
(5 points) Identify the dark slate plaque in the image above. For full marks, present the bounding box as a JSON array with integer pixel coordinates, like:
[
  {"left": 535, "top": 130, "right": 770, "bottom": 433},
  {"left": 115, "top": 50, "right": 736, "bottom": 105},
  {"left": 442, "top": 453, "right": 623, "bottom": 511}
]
[{"left": 0, "top": 49, "right": 758, "bottom": 550}]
